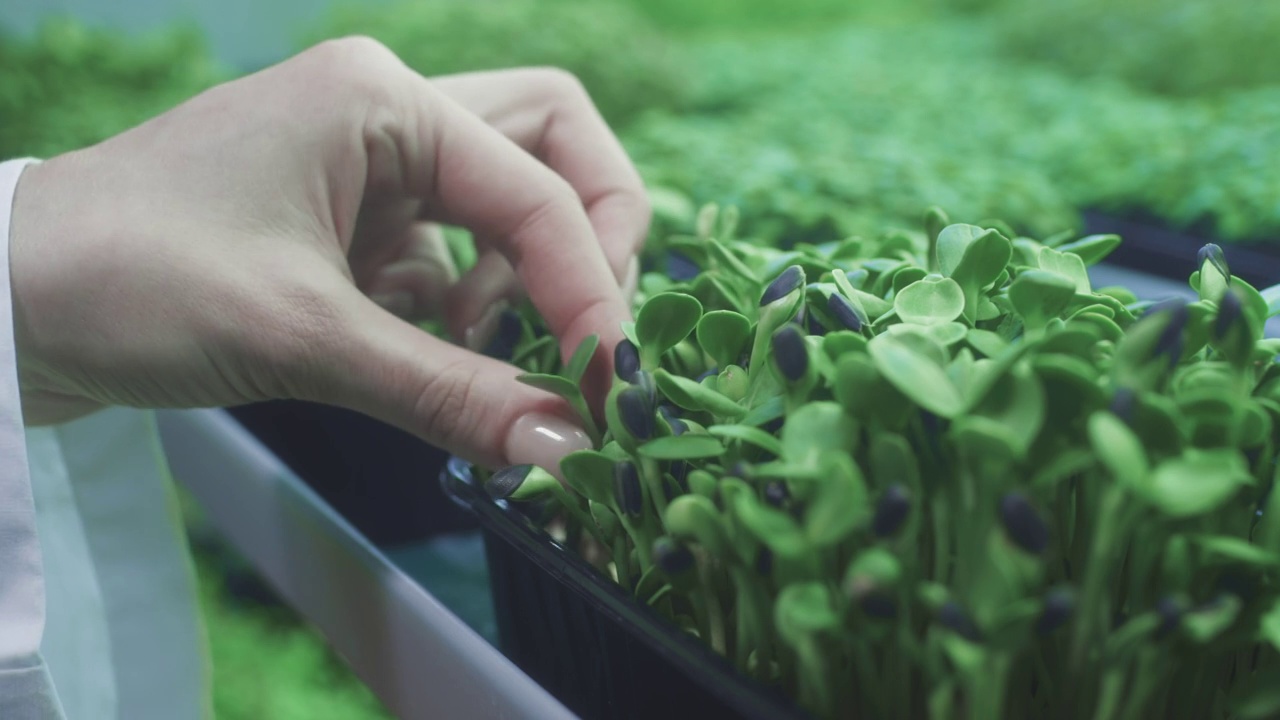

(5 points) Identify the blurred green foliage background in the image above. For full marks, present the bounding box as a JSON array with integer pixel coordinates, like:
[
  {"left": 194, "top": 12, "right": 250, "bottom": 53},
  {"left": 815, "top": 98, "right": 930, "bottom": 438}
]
[{"left": 3, "top": 0, "right": 1279, "bottom": 716}]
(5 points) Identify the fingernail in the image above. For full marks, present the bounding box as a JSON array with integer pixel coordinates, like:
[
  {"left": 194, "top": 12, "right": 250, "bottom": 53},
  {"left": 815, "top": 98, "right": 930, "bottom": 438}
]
[
  {"left": 372, "top": 291, "right": 413, "bottom": 317},
  {"left": 465, "top": 300, "right": 509, "bottom": 352},
  {"left": 621, "top": 256, "right": 639, "bottom": 302},
  {"left": 504, "top": 412, "right": 592, "bottom": 479}
]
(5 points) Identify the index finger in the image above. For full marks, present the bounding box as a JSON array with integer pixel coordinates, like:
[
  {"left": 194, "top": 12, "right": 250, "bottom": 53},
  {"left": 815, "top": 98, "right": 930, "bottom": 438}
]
[
  {"left": 375, "top": 68, "right": 631, "bottom": 366},
  {"left": 432, "top": 68, "right": 651, "bottom": 282}
]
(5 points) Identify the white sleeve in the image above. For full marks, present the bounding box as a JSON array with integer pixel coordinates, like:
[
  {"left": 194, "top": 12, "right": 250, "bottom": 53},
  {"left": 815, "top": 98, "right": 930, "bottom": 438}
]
[{"left": 0, "top": 157, "right": 66, "bottom": 719}]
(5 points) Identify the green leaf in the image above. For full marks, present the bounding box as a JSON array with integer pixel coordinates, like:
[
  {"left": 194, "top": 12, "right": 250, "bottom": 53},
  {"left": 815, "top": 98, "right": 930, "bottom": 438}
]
[
  {"left": 1009, "top": 270, "right": 1077, "bottom": 331},
  {"left": 834, "top": 354, "right": 911, "bottom": 429},
  {"left": 638, "top": 434, "right": 725, "bottom": 460},
  {"left": 664, "top": 494, "right": 731, "bottom": 557},
  {"left": 1231, "top": 278, "right": 1270, "bottom": 339},
  {"left": 894, "top": 275, "right": 966, "bottom": 326},
  {"left": 706, "top": 237, "right": 758, "bottom": 282},
  {"left": 966, "top": 328, "right": 1009, "bottom": 358},
  {"left": 969, "top": 363, "right": 1045, "bottom": 458},
  {"left": 891, "top": 266, "right": 929, "bottom": 295},
  {"left": 775, "top": 583, "right": 840, "bottom": 646},
  {"left": 1055, "top": 234, "right": 1120, "bottom": 266},
  {"left": 733, "top": 492, "right": 808, "bottom": 558},
  {"left": 653, "top": 369, "right": 746, "bottom": 419},
  {"left": 804, "top": 453, "right": 869, "bottom": 546},
  {"left": 822, "top": 331, "right": 867, "bottom": 361},
  {"left": 1262, "top": 598, "right": 1280, "bottom": 652},
  {"left": 781, "top": 402, "right": 857, "bottom": 468},
  {"left": 516, "top": 373, "right": 581, "bottom": 401},
  {"left": 636, "top": 293, "right": 703, "bottom": 367},
  {"left": 559, "top": 450, "right": 618, "bottom": 504},
  {"left": 1191, "top": 535, "right": 1280, "bottom": 568},
  {"left": 696, "top": 310, "right": 752, "bottom": 370},
  {"left": 620, "top": 321, "right": 638, "bottom": 346},
  {"left": 936, "top": 224, "right": 985, "bottom": 277},
  {"left": 868, "top": 334, "right": 964, "bottom": 418},
  {"left": 707, "top": 424, "right": 783, "bottom": 456},
  {"left": 511, "top": 335, "right": 557, "bottom": 370},
  {"left": 564, "top": 334, "right": 599, "bottom": 384},
  {"left": 1145, "top": 449, "right": 1253, "bottom": 518},
  {"left": 1087, "top": 411, "right": 1149, "bottom": 489},
  {"left": 1037, "top": 247, "right": 1091, "bottom": 293},
  {"left": 953, "top": 230, "right": 1012, "bottom": 291}
]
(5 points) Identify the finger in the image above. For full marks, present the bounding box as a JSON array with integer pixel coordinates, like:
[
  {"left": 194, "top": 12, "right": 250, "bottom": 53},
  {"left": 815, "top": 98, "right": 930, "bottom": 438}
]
[
  {"left": 433, "top": 69, "right": 651, "bottom": 283},
  {"left": 318, "top": 291, "right": 592, "bottom": 474},
  {"left": 389, "top": 70, "right": 632, "bottom": 369},
  {"left": 443, "top": 248, "right": 519, "bottom": 349},
  {"left": 366, "top": 222, "right": 458, "bottom": 320}
]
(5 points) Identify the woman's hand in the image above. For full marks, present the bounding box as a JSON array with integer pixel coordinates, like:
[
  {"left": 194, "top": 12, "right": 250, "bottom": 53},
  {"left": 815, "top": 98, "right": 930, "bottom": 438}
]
[{"left": 8, "top": 37, "right": 650, "bottom": 473}]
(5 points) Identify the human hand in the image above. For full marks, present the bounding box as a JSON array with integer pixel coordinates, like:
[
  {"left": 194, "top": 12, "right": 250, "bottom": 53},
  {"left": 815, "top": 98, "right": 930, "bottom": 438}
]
[{"left": 8, "top": 37, "right": 650, "bottom": 473}]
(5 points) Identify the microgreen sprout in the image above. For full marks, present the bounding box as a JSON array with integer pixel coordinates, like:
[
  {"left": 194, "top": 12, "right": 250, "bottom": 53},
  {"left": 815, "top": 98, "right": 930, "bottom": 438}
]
[{"left": 474, "top": 206, "right": 1280, "bottom": 720}]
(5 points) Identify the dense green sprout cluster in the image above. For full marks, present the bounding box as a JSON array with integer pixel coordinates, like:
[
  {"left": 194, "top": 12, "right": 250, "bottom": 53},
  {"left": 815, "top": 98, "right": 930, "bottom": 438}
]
[
  {"left": 307, "top": 0, "right": 689, "bottom": 128},
  {"left": 998, "top": 0, "right": 1280, "bottom": 98},
  {"left": 486, "top": 203, "right": 1280, "bottom": 719},
  {"left": 0, "top": 18, "right": 228, "bottom": 159},
  {"left": 624, "top": 22, "right": 1280, "bottom": 245}
]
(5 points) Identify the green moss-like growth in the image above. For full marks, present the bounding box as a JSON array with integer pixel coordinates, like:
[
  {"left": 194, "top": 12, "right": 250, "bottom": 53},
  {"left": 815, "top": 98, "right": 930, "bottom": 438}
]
[
  {"left": 307, "top": 0, "right": 689, "bottom": 128},
  {"left": 0, "top": 18, "right": 228, "bottom": 159}
]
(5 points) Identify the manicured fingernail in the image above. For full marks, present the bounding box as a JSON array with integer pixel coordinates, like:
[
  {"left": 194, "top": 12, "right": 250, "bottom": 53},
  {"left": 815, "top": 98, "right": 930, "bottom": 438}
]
[
  {"left": 465, "top": 300, "right": 509, "bottom": 352},
  {"left": 504, "top": 412, "right": 592, "bottom": 478},
  {"left": 621, "top": 256, "right": 639, "bottom": 301},
  {"left": 372, "top": 291, "right": 413, "bottom": 317}
]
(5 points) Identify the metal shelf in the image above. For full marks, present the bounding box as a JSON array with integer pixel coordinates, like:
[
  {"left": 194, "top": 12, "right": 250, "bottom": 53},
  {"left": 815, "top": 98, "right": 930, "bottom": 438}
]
[{"left": 156, "top": 408, "right": 577, "bottom": 720}]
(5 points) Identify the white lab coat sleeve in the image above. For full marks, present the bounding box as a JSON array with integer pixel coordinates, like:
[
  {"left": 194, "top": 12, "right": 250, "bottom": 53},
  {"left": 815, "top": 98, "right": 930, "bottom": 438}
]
[{"left": 0, "top": 157, "right": 66, "bottom": 719}]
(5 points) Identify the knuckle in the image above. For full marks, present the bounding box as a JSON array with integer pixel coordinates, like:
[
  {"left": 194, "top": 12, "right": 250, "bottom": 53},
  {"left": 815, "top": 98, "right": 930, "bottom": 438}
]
[
  {"left": 303, "top": 36, "right": 403, "bottom": 103},
  {"left": 532, "top": 66, "right": 591, "bottom": 104},
  {"left": 411, "top": 362, "right": 483, "bottom": 446}
]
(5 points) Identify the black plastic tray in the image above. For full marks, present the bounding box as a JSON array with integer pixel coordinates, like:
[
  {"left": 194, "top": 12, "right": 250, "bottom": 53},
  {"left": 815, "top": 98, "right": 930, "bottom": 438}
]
[
  {"left": 1082, "top": 210, "right": 1280, "bottom": 289},
  {"left": 230, "top": 399, "right": 470, "bottom": 545},
  {"left": 441, "top": 457, "right": 809, "bottom": 720}
]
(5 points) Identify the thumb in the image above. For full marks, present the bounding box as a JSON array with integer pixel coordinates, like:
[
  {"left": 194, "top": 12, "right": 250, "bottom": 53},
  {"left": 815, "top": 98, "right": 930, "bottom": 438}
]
[{"left": 310, "top": 291, "right": 592, "bottom": 474}]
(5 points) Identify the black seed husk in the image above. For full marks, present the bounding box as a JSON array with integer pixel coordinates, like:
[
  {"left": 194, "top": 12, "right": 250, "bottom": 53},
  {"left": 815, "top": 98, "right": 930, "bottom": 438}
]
[
  {"left": 827, "top": 293, "right": 865, "bottom": 332},
  {"left": 1156, "top": 596, "right": 1183, "bottom": 639},
  {"left": 772, "top": 324, "right": 808, "bottom": 382},
  {"left": 485, "top": 465, "right": 532, "bottom": 500},
  {"left": 654, "top": 537, "right": 696, "bottom": 577},
  {"left": 760, "top": 265, "right": 804, "bottom": 306},
  {"left": 614, "top": 339, "right": 641, "bottom": 383},
  {"left": 483, "top": 309, "right": 525, "bottom": 360},
  {"left": 618, "top": 386, "right": 655, "bottom": 441},
  {"left": 1109, "top": 387, "right": 1138, "bottom": 425},
  {"left": 861, "top": 592, "right": 897, "bottom": 620},
  {"left": 1214, "top": 288, "right": 1244, "bottom": 341},
  {"left": 872, "top": 484, "right": 911, "bottom": 538},
  {"left": 1149, "top": 298, "right": 1189, "bottom": 365},
  {"left": 633, "top": 370, "right": 658, "bottom": 407},
  {"left": 1036, "top": 587, "right": 1075, "bottom": 635},
  {"left": 613, "top": 461, "right": 643, "bottom": 518},
  {"left": 764, "top": 481, "right": 790, "bottom": 508},
  {"left": 755, "top": 547, "right": 774, "bottom": 576},
  {"left": 666, "top": 251, "right": 700, "bottom": 282},
  {"left": 1000, "top": 492, "right": 1049, "bottom": 554},
  {"left": 938, "top": 601, "right": 981, "bottom": 642},
  {"left": 1198, "top": 243, "right": 1230, "bottom": 282}
]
